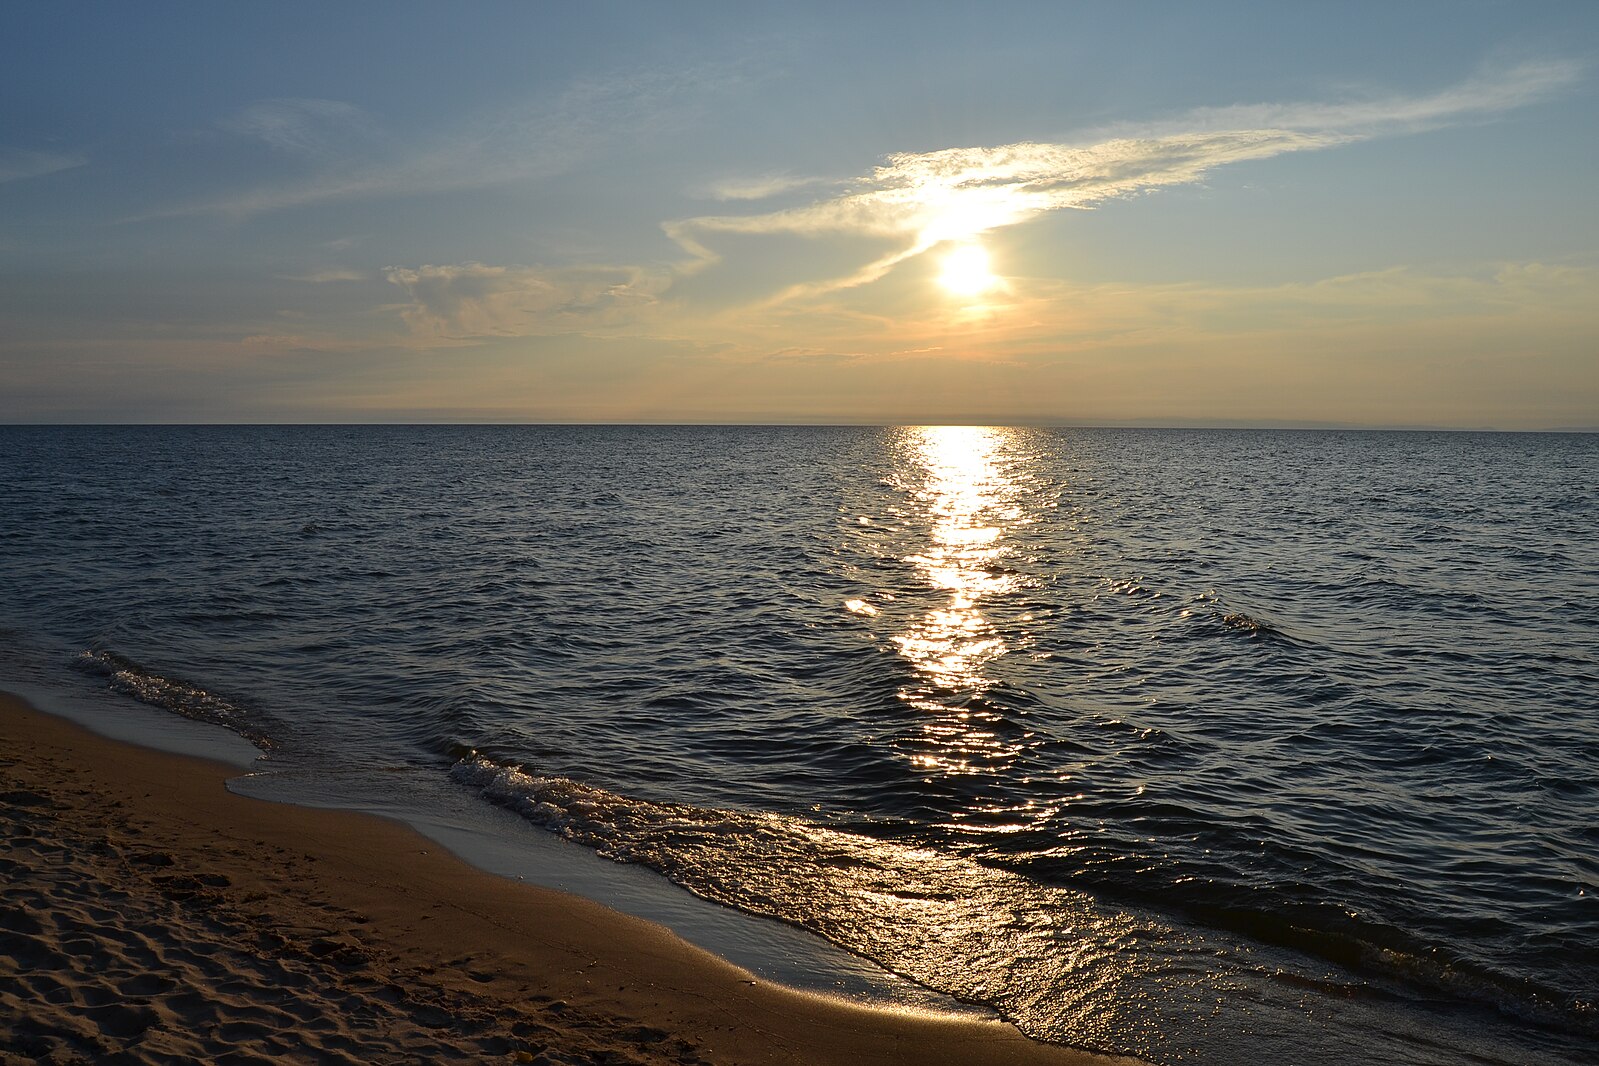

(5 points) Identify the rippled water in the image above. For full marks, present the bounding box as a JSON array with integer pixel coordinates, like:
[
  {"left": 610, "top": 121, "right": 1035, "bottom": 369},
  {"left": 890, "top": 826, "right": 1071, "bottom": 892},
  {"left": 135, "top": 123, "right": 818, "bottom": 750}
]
[{"left": 1, "top": 425, "right": 1595, "bottom": 1064}]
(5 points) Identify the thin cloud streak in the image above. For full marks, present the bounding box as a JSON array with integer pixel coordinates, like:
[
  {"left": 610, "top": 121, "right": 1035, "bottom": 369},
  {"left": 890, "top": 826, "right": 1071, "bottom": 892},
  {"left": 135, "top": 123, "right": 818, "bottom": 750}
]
[
  {"left": 698, "top": 173, "right": 830, "bottom": 201},
  {"left": 1172, "top": 57, "right": 1584, "bottom": 134},
  {"left": 279, "top": 269, "right": 367, "bottom": 283},
  {"left": 220, "top": 98, "right": 376, "bottom": 158},
  {"left": 0, "top": 148, "right": 86, "bottom": 184}
]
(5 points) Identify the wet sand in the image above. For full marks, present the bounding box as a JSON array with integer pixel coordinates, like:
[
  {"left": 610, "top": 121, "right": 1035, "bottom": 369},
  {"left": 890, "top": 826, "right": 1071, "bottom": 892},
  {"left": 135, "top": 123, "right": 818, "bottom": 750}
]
[{"left": 0, "top": 692, "right": 1136, "bottom": 1065}]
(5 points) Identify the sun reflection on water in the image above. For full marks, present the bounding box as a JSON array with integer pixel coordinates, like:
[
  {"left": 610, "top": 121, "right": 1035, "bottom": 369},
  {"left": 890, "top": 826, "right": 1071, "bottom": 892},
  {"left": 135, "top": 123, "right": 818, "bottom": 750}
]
[{"left": 891, "top": 425, "right": 1032, "bottom": 776}]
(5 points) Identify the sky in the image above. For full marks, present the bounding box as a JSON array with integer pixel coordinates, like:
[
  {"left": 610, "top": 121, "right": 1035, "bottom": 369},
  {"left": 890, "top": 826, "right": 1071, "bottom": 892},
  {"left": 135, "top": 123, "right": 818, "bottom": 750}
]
[{"left": 2, "top": 1, "right": 1596, "bottom": 428}]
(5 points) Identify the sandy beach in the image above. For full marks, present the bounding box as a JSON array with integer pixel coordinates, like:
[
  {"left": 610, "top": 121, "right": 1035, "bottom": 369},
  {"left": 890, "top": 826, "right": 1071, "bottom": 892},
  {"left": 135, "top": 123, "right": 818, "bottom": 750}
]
[{"left": 0, "top": 692, "right": 1135, "bottom": 1065}]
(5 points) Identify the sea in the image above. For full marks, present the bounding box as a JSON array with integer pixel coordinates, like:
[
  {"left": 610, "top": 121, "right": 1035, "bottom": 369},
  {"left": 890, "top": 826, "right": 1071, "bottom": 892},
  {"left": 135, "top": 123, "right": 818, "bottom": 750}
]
[{"left": 0, "top": 424, "right": 1594, "bottom": 1065}]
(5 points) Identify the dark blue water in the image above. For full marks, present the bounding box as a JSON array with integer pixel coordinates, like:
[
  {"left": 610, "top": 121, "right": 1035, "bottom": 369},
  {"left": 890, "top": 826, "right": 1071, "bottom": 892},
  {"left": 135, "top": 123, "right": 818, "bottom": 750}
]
[{"left": 1, "top": 425, "right": 1595, "bottom": 1064}]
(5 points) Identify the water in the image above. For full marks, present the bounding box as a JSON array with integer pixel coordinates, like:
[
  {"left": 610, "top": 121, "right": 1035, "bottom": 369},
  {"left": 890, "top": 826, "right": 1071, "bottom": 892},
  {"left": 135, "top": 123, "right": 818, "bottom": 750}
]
[{"left": 1, "top": 425, "right": 1594, "bottom": 1064}]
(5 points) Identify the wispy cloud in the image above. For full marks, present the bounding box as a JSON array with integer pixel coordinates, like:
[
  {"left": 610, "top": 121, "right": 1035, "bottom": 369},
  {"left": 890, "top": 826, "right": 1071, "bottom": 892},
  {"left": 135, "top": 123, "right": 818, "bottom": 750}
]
[
  {"left": 670, "top": 129, "right": 1339, "bottom": 299},
  {"left": 666, "top": 59, "right": 1582, "bottom": 303},
  {"left": 138, "top": 62, "right": 749, "bottom": 222},
  {"left": 0, "top": 148, "right": 86, "bottom": 184},
  {"left": 698, "top": 172, "right": 828, "bottom": 201},
  {"left": 383, "top": 262, "right": 669, "bottom": 342},
  {"left": 1170, "top": 57, "right": 1583, "bottom": 134},
  {"left": 279, "top": 268, "right": 367, "bottom": 283},
  {"left": 220, "top": 98, "right": 375, "bottom": 158}
]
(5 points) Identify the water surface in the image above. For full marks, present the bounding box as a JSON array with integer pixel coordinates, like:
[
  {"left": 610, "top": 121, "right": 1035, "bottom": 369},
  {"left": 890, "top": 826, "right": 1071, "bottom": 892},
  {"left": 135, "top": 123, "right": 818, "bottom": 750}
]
[{"left": 1, "top": 425, "right": 1594, "bottom": 1064}]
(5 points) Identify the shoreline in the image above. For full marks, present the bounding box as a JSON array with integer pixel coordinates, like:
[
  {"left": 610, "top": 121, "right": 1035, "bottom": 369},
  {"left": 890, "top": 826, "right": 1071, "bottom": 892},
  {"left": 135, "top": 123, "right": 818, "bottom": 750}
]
[
  {"left": 0, "top": 691, "right": 1136, "bottom": 1065},
  {"left": 10, "top": 666, "right": 986, "bottom": 1010}
]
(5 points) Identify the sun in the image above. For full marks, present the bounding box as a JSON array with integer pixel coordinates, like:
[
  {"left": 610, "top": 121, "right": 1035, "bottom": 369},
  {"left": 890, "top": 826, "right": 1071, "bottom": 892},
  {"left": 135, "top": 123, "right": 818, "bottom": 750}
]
[{"left": 938, "top": 243, "right": 998, "bottom": 297}]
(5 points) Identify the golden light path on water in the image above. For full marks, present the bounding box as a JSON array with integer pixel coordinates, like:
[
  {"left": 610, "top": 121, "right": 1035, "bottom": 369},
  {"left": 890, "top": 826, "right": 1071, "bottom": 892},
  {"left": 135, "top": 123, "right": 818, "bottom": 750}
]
[
  {"left": 833, "top": 427, "right": 1493, "bottom": 1063},
  {"left": 893, "top": 426, "right": 1032, "bottom": 780},
  {"left": 837, "top": 427, "right": 1172, "bottom": 1057}
]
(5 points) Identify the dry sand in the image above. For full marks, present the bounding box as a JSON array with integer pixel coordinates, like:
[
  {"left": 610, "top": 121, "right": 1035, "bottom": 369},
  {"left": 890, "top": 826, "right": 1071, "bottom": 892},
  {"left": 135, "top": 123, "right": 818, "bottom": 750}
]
[{"left": 0, "top": 692, "right": 1138, "bottom": 1065}]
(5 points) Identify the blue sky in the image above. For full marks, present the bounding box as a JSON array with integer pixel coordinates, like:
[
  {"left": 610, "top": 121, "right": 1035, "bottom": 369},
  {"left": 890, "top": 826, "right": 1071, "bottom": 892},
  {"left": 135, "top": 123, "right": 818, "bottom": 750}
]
[{"left": 2, "top": 1, "right": 1596, "bottom": 426}]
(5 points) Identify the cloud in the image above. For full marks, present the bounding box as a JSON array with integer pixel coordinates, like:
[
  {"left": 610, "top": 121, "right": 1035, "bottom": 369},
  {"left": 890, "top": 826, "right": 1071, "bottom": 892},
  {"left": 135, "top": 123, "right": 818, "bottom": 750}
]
[
  {"left": 376, "top": 59, "right": 1585, "bottom": 345},
  {"left": 140, "top": 62, "right": 749, "bottom": 221},
  {"left": 685, "top": 130, "right": 1336, "bottom": 234},
  {"left": 698, "top": 173, "right": 829, "bottom": 201},
  {"left": 1171, "top": 57, "right": 1583, "bottom": 135},
  {"left": 0, "top": 148, "right": 86, "bottom": 184},
  {"left": 667, "top": 59, "right": 1582, "bottom": 303},
  {"left": 668, "top": 130, "right": 1343, "bottom": 301},
  {"left": 279, "top": 269, "right": 367, "bottom": 283},
  {"left": 383, "top": 262, "right": 670, "bottom": 341},
  {"left": 220, "top": 98, "right": 374, "bottom": 158},
  {"left": 239, "top": 332, "right": 311, "bottom": 349}
]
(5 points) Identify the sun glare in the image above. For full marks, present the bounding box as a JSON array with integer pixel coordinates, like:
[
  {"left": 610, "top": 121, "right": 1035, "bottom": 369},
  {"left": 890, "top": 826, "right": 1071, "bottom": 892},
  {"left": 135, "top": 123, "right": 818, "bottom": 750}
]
[{"left": 938, "top": 243, "right": 997, "bottom": 297}]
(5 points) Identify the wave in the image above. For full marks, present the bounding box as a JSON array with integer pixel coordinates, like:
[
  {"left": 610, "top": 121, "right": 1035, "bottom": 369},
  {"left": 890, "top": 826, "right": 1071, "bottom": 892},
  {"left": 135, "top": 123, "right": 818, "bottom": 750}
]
[
  {"left": 449, "top": 753, "right": 1597, "bottom": 1058},
  {"left": 1218, "top": 610, "right": 1289, "bottom": 640},
  {"left": 74, "top": 649, "right": 272, "bottom": 750},
  {"left": 447, "top": 752, "right": 1171, "bottom": 1053}
]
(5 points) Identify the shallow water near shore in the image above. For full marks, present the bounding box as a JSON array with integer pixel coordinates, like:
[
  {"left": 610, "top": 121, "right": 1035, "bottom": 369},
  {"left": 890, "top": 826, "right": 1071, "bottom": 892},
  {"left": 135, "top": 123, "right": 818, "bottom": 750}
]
[
  {"left": 2, "top": 424, "right": 1595, "bottom": 1064},
  {"left": 1, "top": 676, "right": 973, "bottom": 1014}
]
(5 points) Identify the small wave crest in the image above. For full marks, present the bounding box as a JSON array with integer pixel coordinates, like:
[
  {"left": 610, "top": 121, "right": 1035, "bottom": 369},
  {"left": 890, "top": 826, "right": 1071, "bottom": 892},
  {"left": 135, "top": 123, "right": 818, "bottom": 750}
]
[
  {"left": 75, "top": 649, "right": 272, "bottom": 750},
  {"left": 1219, "top": 610, "right": 1288, "bottom": 639},
  {"left": 1173, "top": 590, "right": 1297, "bottom": 645}
]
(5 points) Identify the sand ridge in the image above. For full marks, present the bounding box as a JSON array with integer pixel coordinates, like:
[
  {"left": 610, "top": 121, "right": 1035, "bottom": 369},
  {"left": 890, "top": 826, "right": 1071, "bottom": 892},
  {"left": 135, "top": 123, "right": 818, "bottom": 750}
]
[{"left": 0, "top": 693, "right": 1134, "bottom": 1065}]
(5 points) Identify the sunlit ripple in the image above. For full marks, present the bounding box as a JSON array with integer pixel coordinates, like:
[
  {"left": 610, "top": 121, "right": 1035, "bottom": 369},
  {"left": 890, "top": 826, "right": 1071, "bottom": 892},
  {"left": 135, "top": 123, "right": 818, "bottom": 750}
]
[{"left": 891, "top": 425, "right": 1033, "bottom": 776}]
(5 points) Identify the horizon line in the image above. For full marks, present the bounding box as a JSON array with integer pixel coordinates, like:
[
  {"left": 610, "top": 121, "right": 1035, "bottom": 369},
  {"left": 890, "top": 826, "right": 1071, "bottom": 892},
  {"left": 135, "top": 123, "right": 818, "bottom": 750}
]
[{"left": 3, "top": 420, "right": 1595, "bottom": 434}]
